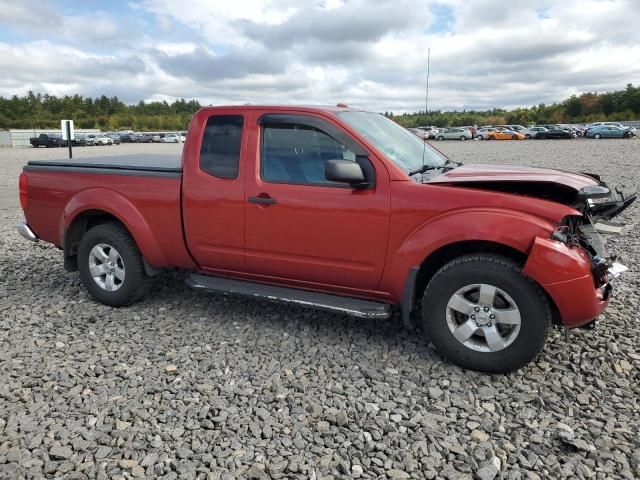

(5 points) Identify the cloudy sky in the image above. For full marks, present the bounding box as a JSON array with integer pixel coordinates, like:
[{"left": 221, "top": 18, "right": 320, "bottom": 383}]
[{"left": 0, "top": 0, "right": 639, "bottom": 112}]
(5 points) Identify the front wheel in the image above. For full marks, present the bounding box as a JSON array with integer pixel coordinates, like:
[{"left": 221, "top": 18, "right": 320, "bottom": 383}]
[
  {"left": 437, "top": 136, "right": 444, "bottom": 141},
  {"left": 421, "top": 254, "right": 550, "bottom": 373},
  {"left": 594, "top": 133, "right": 601, "bottom": 139},
  {"left": 525, "top": 134, "right": 531, "bottom": 139},
  {"left": 78, "top": 222, "right": 151, "bottom": 307},
  {"left": 460, "top": 136, "right": 466, "bottom": 140}
]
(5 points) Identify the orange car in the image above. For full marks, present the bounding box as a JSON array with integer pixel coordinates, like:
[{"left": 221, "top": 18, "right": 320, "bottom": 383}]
[{"left": 487, "top": 129, "right": 525, "bottom": 140}]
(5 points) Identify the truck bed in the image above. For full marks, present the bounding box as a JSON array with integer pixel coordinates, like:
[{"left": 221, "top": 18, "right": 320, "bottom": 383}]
[
  {"left": 26, "top": 154, "right": 182, "bottom": 177},
  {"left": 22, "top": 153, "right": 194, "bottom": 269}
]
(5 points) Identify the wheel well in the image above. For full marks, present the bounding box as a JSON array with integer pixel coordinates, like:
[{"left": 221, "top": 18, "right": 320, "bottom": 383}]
[
  {"left": 414, "top": 241, "right": 526, "bottom": 305},
  {"left": 63, "top": 210, "right": 124, "bottom": 272},
  {"left": 411, "top": 240, "right": 562, "bottom": 326}
]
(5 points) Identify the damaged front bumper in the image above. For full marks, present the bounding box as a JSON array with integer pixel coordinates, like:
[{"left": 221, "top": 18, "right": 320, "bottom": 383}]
[{"left": 522, "top": 237, "right": 627, "bottom": 328}]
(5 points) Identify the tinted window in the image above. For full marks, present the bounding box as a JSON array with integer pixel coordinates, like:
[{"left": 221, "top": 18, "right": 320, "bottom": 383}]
[
  {"left": 200, "top": 115, "right": 244, "bottom": 179},
  {"left": 261, "top": 124, "right": 356, "bottom": 186}
]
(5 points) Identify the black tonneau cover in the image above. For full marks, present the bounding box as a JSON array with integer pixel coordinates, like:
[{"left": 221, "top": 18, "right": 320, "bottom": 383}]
[{"left": 27, "top": 154, "right": 182, "bottom": 173}]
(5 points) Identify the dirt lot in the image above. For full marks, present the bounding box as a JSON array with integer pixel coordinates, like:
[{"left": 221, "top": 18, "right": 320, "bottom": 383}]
[{"left": 1, "top": 139, "right": 639, "bottom": 479}]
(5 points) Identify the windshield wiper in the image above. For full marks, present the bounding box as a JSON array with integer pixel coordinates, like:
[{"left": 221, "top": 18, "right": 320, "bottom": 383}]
[{"left": 408, "top": 159, "right": 461, "bottom": 177}]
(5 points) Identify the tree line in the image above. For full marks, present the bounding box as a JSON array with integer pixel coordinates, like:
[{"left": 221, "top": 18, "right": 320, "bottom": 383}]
[
  {"left": 387, "top": 84, "right": 640, "bottom": 128},
  {"left": 1, "top": 84, "right": 639, "bottom": 131},
  {"left": 0, "top": 92, "right": 201, "bottom": 131}
]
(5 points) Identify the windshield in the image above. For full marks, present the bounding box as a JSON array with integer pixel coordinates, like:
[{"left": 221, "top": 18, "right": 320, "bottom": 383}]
[{"left": 337, "top": 111, "right": 448, "bottom": 173}]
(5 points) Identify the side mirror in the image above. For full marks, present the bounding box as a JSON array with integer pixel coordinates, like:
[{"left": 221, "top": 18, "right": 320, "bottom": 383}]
[{"left": 325, "top": 159, "right": 367, "bottom": 187}]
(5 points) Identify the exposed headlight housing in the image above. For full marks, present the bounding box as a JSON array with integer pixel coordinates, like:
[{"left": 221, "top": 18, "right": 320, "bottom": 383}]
[{"left": 577, "top": 185, "right": 610, "bottom": 199}]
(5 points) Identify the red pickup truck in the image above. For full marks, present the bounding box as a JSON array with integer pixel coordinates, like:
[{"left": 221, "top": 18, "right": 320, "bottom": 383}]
[{"left": 17, "top": 105, "right": 635, "bottom": 372}]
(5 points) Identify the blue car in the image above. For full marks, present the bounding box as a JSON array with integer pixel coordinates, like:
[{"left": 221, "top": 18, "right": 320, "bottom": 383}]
[{"left": 585, "top": 125, "right": 634, "bottom": 139}]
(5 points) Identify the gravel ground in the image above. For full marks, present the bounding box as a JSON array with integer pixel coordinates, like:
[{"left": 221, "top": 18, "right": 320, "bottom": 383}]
[{"left": 1, "top": 139, "right": 639, "bottom": 480}]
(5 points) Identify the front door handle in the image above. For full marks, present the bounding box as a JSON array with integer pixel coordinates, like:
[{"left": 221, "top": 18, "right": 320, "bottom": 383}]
[{"left": 248, "top": 196, "right": 277, "bottom": 205}]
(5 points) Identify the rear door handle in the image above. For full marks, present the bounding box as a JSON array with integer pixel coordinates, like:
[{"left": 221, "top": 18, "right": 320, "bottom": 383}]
[{"left": 248, "top": 196, "right": 277, "bottom": 205}]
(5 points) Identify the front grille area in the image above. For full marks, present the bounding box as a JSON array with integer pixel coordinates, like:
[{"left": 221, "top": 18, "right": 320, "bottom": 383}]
[{"left": 579, "top": 223, "right": 607, "bottom": 257}]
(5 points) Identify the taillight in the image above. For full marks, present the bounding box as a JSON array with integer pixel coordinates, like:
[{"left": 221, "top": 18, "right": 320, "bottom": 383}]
[{"left": 19, "top": 172, "right": 28, "bottom": 210}]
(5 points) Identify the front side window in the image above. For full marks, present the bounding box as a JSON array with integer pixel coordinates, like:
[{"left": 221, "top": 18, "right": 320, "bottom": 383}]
[
  {"left": 261, "top": 123, "right": 356, "bottom": 186},
  {"left": 200, "top": 115, "right": 244, "bottom": 179}
]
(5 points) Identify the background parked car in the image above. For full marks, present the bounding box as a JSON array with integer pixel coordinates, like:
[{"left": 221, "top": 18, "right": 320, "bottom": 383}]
[
  {"left": 136, "top": 134, "right": 153, "bottom": 143},
  {"left": 435, "top": 128, "right": 472, "bottom": 140},
  {"left": 162, "top": 134, "right": 183, "bottom": 143},
  {"left": 557, "top": 124, "right": 581, "bottom": 137},
  {"left": 90, "top": 134, "right": 113, "bottom": 146},
  {"left": 476, "top": 127, "right": 498, "bottom": 140},
  {"left": 496, "top": 125, "right": 527, "bottom": 134},
  {"left": 29, "top": 133, "right": 65, "bottom": 148},
  {"left": 416, "top": 126, "right": 440, "bottom": 140},
  {"left": 71, "top": 135, "right": 88, "bottom": 147},
  {"left": 585, "top": 125, "right": 634, "bottom": 139},
  {"left": 119, "top": 134, "right": 138, "bottom": 143},
  {"left": 586, "top": 122, "right": 636, "bottom": 137},
  {"left": 535, "top": 126, "right": 573, "bottom": 139},
  {"left": 105, "top": 134, "right": 121, "bottom": 145},
  {"left": 487, "top": 129, "right": 525, "bottom": 140},
  {"left": 151, "top": 134, "right": 162, "bottom": 143},
  {"left": 522, "top": 126, "right": 548, "bottom": 139}
]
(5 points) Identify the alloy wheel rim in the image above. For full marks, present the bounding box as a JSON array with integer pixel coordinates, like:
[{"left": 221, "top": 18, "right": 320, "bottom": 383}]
[
  {"left": 445, "top": 283, "right": 521, "bottom": 353},
  {"left": 88, "top": 243, "right": 125, "bottom": 291}
]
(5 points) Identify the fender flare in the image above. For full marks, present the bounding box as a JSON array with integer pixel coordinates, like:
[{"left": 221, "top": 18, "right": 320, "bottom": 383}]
[
  {"left": 60, "top": 188, "right": 167, "bottom": 267},
  {"left": 399, "top": 207, "right": 554, "bottom": 261}
]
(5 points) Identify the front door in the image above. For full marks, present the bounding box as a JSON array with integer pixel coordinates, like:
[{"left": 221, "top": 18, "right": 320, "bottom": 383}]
[{"left": 244, "top": 112, "right": 390, "bottom": 291}]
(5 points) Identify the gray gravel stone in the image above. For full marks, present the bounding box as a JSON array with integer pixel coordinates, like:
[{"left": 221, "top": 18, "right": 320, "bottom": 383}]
[
  {"left": 49, "top": 445, "right": 73, "bottom": 460},
  {"left": 1, "top": 141, "right": 639, "bottom": 479}
]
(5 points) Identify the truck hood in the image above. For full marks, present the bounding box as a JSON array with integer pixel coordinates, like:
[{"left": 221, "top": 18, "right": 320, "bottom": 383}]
[
  {"left": 428, "top": 164, "right": 597, "bottom": 190},
  {"left": 427, "top": 164, "right": 636, "bottom": 221}
]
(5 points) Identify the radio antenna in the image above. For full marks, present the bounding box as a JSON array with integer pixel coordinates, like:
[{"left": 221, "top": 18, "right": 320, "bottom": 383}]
[{"left": 421, "top": 47, "right": 431, "bottom": 170}]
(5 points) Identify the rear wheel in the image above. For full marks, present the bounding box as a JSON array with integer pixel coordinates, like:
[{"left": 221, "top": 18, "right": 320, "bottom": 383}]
[
  {"left": 460, "top": 136, "right": 466, "bottom": 140},
  {"left": 421, "top": 254, "right": 550, "bottom": 373},
  {"left": 437, "top": 136, "right": 444, "bottom": 141},
  {"left": 525, "top": 134, "right": 531, "bottom": 139},
  {"left": 594, "top": 133, "right": 601, "bottom": 139},
  {"left": 78, "top": 222, "right": 151, "bottom": 307},
  {"left": 477, "top": 135, "right": 484, "bottom": 140}
]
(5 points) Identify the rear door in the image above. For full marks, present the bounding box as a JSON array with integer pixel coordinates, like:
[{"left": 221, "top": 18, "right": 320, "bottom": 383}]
[
  {"left": 182, "top": 111, "right": 247, "bottom": 271},
  {"left": 243, "top": 112, "right": 390, "bottom": 291}
]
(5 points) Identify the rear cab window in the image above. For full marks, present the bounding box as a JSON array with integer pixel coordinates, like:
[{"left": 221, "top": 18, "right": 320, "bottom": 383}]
[{"left": 199, "top": 115, "right": 244, "bottom": 179}]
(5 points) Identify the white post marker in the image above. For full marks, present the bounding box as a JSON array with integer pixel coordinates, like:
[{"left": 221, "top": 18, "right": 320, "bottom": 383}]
[{"left": 61, "top": 119, "right": 74, "bottom": 159}]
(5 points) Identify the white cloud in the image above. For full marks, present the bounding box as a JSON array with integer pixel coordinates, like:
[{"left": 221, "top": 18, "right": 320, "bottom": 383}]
[{"left": 0, "top": 0, "right": 639, "bottom": 112}]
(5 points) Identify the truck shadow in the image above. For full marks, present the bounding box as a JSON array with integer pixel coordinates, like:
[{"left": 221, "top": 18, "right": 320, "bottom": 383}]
[{"left": 142, "top": 271, "right": 440, "bottom": 369}]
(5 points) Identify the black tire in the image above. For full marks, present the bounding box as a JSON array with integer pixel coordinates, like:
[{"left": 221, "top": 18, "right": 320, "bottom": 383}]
[
  {"left": 78, "top": 222, "right": 151, "bottom": 307},
  {"left": 512, "top": 134, "right": 517, "bottom": 140},
  {"left": 477, "top": 135, "right": 484, "bottom": 140},
  {"left": 437, "top": 136, "right": 444, "bottom": 141},
  {"left": 594, "top": 133, "right": 601, "bottom": 139},
  {"left": 460, "top": 136, "right": 466, "bottom": 141},
  {"left": 421, "top": 254, "right": 550, "bottom": 373},
  {"left": 525, "top": 134, "right": 531, "bottom": 139}
]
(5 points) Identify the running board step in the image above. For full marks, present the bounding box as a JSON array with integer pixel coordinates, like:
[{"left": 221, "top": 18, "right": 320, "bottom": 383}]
[{"left": 186, "top": 274, "right": 392, "bottom": 319}]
